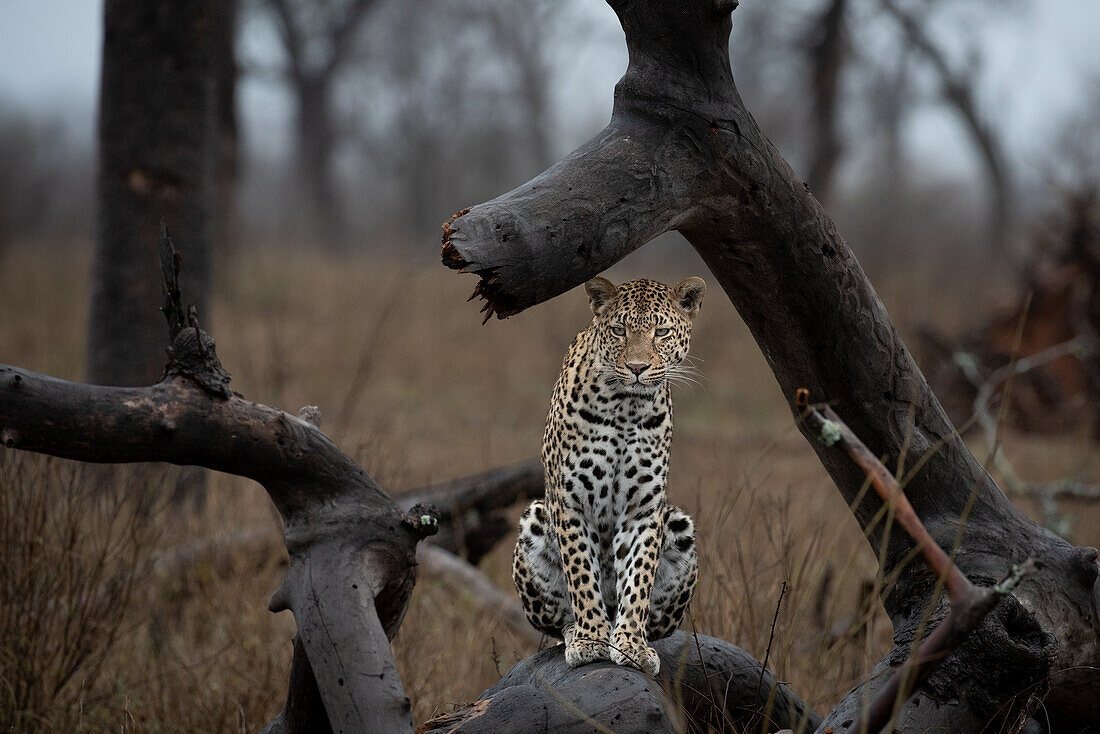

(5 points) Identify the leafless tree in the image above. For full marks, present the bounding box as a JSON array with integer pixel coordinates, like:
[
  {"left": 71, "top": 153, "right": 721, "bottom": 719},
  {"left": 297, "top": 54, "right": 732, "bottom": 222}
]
[
  {"left": 338, "top": 0, "right": 567, "bottom": 242},
  {"left": 260, "top": 0, "right": 381, "bottom": 238},
  {"left": 882, "top": 0, "right": 1015, "bottom": 256}
]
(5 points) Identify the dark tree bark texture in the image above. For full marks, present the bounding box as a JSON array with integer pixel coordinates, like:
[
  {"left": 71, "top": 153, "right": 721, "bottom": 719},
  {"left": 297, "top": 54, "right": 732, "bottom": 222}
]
[
  {"left": 442, "top": 1, "right": 1100, "bottom": 731},
  {"left": 89, "top": 0, "right": 231, "bottom": 387}
]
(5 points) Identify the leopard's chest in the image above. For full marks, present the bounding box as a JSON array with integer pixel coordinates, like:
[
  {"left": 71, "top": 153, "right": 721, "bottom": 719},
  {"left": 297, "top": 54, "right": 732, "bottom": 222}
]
[{"left": 547, "top": 384, "right": 672, "bottom": 521}]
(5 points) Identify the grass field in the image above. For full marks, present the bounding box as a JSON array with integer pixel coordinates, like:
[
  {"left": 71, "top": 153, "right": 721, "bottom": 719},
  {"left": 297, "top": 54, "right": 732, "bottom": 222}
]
[{"left": 1, "top": 240, "right": 1097, "bottom": 732}]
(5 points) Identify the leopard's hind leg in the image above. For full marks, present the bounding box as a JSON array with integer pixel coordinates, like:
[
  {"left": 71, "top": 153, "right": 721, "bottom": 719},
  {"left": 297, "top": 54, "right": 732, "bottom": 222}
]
[
  {"left": 512, "top": 500, "right": 571, "bottom": 640},
  {"left": 646, "top": 506, "right": 698, "bottom": 641}
]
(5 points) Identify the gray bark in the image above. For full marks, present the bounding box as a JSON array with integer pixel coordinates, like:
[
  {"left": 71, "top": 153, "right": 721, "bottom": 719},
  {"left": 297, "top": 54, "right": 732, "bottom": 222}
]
[{"left": 420, "top": 632, "right": 821, "bottom": 734}]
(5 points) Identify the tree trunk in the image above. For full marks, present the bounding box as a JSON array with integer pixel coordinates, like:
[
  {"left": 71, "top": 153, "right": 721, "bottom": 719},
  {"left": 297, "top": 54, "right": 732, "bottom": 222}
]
[
  {"left": 213, "top": 0, "right": 240, "bottom": 250},
  {"left": 441, "top": 1, "right": 1100, "bottom": 730},
  {"left": 883, "top": 0, "right": 1013, "bottom": 258},
  {"left": 805, "top": 0, "right": 847, "bottom": 208},
  {"left": 89, "top": 0, "right": 228, "bottom": 386},
  {"left": 295, "top": 77, "right": 341, "bottom": 240}
]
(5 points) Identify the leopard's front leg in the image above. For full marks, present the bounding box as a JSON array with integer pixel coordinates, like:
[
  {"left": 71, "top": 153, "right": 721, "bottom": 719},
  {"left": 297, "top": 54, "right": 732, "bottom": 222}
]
[
  {"left": 549, "top": 495, "right": 613, "bottom": 666},
  {"left": 611, "top": 484, "right": 666, "bottom": 676}
]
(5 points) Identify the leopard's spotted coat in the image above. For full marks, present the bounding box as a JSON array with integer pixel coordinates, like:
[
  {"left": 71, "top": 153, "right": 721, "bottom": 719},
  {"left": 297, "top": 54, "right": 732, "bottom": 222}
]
[{"left": 512, "top": 276, "right": 704, "bottom": 676}]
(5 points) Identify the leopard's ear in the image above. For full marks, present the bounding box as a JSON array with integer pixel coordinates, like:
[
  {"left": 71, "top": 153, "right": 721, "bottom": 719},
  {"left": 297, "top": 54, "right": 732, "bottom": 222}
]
[
  {"left": 585, "top": 277, "right": 618, "bottom": 316},
  {"left": 673, "top": 277, "right": 706, "bottom": 319}
]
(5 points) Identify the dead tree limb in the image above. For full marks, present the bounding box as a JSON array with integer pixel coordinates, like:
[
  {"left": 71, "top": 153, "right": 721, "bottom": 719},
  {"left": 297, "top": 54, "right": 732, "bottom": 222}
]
[
  {"left": 418, "top": 631, "right": 821, "bottom": 734},
  {"left": 417, "top": 543, "right": 543, "bottom": 647},
  {"left": 0, "top": 233, "right": 437, "bottom": 733},
  {"left": 953, "top": 338, "right": 1100, "bottom": 534},
  {"left": 441, "top": 1, "right": 1099, "bottom": 730},
  {"left": 398, "top": 459, "right": 542, "bottom": 516},
  {"left": 397, "top": 458, "right": 543, "bottom": 562}
]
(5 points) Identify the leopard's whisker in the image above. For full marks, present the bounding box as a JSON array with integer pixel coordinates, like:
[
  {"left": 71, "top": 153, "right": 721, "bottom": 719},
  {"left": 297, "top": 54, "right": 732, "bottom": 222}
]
[{"left": 667, "top": 368, "right": 706, "bottom": 383}]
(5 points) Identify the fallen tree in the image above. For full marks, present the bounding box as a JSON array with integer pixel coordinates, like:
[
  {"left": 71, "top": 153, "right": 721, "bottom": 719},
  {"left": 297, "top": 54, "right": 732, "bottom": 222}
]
[
  {"left": 419, "top": 631, "right": 821, "bottom": 734},
  {"left": 439, "top": 0, "right": 1100, "bottom": 731},
  {"left": 1, "top": 233, "right": 437, "bottom": 733}
]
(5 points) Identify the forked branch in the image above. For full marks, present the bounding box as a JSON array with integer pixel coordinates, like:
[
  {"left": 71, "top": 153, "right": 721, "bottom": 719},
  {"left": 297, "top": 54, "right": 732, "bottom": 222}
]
[{"left": 0, "top": 232, "right": 436, "bottom": 733}]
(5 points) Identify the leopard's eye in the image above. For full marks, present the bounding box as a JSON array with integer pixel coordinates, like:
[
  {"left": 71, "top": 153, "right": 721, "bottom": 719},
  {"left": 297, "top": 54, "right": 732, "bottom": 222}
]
[
  {"left": 610, "top": 326, "right": 626, "bottom": 337},
  {"left": 654, "top": 327, "right": 670, "bottom": 337}
]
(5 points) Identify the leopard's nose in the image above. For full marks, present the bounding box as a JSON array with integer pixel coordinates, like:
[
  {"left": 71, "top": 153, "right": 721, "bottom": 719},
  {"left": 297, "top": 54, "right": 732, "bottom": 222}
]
[{"left": 626, "top": 362, "right": 648, "bottom": 375}]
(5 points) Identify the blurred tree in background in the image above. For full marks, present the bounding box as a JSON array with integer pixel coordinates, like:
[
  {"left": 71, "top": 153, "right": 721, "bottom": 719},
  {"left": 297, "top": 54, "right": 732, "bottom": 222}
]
[
  {"left": 731, "top": 0, "right": 1020, "bottom": 258},
  {"left": 243, "top": 0, "right": 564, "bottom": 246},
  {"left": 1, "top": 0, "right": 1093, "bottom": 267},
  {"left": 88, "top": 0, "right": 238, "bottom": 388},
  {"left": 259, "top": 0, "right": 382, "bottom": 240}
]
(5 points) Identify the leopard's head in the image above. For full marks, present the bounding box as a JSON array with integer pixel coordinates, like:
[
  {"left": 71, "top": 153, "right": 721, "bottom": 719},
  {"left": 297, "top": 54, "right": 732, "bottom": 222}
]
[{"left": 584, "top": 276, "right": 705, "bottom": 390}]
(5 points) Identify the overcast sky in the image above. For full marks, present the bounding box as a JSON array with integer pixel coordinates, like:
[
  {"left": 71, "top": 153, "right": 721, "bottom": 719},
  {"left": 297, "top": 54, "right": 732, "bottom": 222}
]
[{"left": 1, "top": 0, "right": 1097, "bottom": 177}]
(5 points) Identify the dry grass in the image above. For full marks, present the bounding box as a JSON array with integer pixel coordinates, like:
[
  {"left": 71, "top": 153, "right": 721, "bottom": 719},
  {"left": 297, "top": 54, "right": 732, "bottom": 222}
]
[{"left": 0, "top": 240, "right": 1096, "bottom": 731}]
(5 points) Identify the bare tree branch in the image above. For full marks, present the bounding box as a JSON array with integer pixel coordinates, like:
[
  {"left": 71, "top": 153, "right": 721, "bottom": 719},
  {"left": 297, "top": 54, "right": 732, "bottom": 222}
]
[
  {"left": 441, "top": 1, "right": 1099, "bottom": 729},
  {"left": 1, "top": 232, "right": 436, "bottom": 733},
  {"left": 398, "top": 458, "right": 543, "bottom": 562}
]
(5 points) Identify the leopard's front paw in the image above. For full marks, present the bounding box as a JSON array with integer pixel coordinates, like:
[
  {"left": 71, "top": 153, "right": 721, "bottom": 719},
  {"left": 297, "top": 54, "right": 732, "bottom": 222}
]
[
  {"left": 564, "top": 626, "right": 611, "bottom": 668},
  {"left": 610, "top": 635, "right": 660, "bottom": 676}
]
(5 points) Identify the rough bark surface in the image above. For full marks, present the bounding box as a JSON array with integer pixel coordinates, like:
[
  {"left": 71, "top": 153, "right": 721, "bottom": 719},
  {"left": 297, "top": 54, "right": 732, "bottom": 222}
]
[
  {"left": 419, "top": 632, "right": 821, "bottom": 734},
  {"left": 441, "top": 1, "right": 1100, "bottom": 730},
  {"left": 90, "top": 0, "right": 228, "bottom": 386}
]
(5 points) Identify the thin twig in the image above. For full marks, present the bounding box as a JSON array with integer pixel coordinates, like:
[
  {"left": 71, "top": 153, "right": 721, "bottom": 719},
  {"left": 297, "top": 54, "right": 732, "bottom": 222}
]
[
  {"left": 795, "top": 389, "right": 1038, "bottom": 734},
  {"left": 755, "top": 580, "right": 787, "bottom": 711},
  {"left": 953, "top": 337, "right": 1100, "bottom": 533}
]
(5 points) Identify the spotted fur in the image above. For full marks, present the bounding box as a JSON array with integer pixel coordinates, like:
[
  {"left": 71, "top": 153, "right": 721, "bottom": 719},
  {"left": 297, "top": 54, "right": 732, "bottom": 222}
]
[{"left": 513, "top": 276, "right": 705, "bottom": 676}]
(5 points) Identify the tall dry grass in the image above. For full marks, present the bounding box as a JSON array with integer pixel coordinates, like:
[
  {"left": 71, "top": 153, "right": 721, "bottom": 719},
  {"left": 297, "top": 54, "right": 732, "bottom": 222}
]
[{"left": 0, "top": 240, "right": 1096, "bottom": 731}]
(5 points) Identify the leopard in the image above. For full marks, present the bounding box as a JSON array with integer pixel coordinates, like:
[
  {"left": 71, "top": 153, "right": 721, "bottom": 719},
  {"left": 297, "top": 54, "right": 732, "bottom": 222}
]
[{"left": 512, "top": 275, "right": 705, "bottom": 677}]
